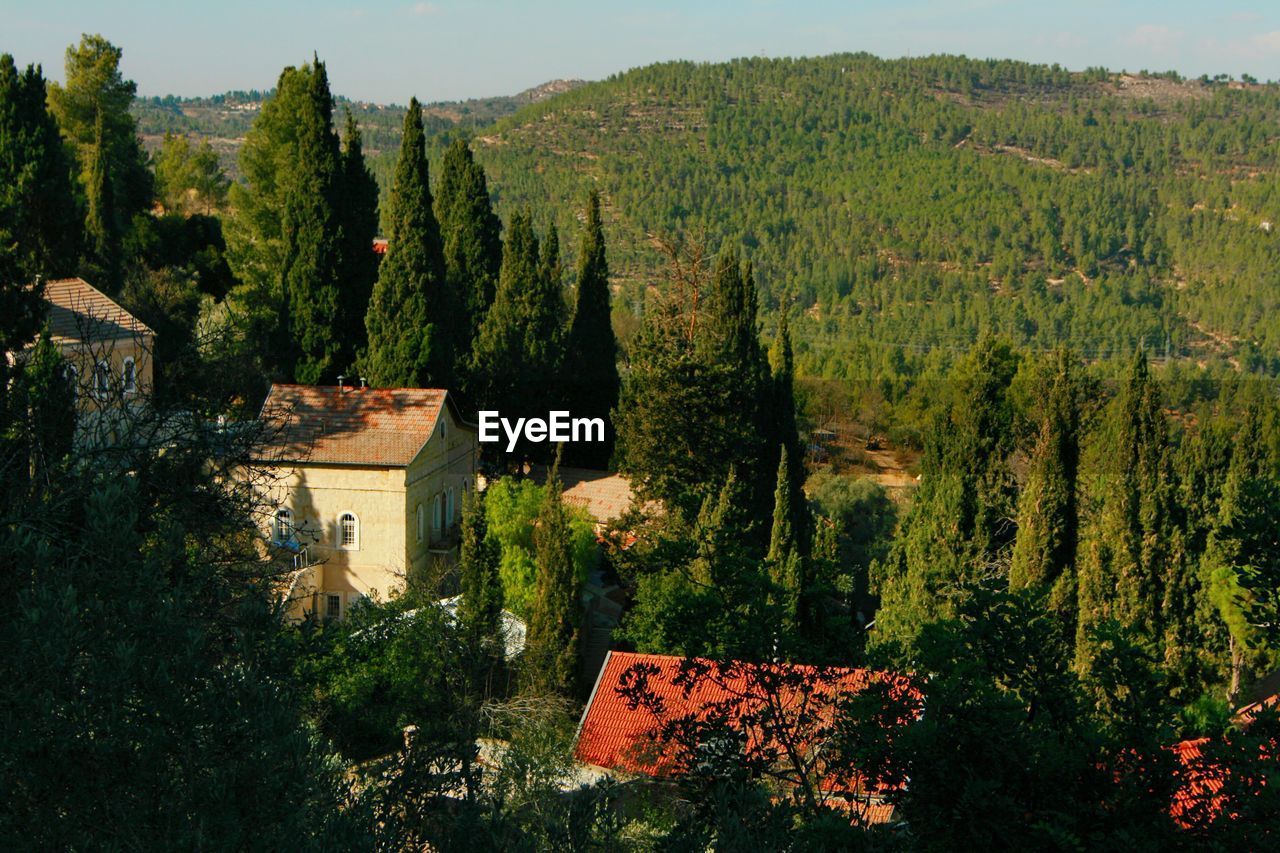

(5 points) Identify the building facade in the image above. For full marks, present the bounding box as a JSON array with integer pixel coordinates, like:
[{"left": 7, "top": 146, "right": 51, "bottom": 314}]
[{"left": 256, "top": 384, "right": 478, "bottom": 622}]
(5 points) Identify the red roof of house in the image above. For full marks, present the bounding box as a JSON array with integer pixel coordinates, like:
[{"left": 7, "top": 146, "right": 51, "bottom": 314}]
[
  {"left": 257, "top": 384, "right": 471, "bottom": 467},
  {"left": 1171, "top": 738, "right": 1230, "bottom": 829},
  {"left": 42, "top": 277, "right": 153, "bottom": 346},
  {"left": 574, "top": 651, "right": 918, "bottom": 824}
]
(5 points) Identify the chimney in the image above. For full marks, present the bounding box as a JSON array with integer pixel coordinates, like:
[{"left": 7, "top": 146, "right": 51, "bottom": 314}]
[
  {"left": 337, "top": 375, "right": 346, "bottom": 393},
  {"left": 359, "top": 377, "right": 367, "bottom": 389}
]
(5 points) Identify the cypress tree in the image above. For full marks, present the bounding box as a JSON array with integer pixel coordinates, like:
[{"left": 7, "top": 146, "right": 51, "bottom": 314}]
[
  {"left": 335, "top": 111, "right": 379, "bottom": 377},
  {"left": 768, "top": 311, "right": 806, "bottom": 545},
  {"left": 83, "top": 110, "right": 121, "bottom": 292},
  {"left": 434, "top": 138, "right": 501, "bottom": 368},
  {"left": 525, "top": 460, "right": 581, "bottom": 697},
  {"left": 768, "top": 445, "right": 804, "bottom": 630},
  {"left": 1010, "top": 350, "right": 1080, "bottom": 635},
  {"left": 363, "top": 98, "right": 449, "bottom": 389},
  {"left": 458, "top": 488, "right": 503, "bottom": 644},
  {"left": 280, "top": 60, "right": 344, "bottom": 384},
  {"left": 0, "top": 55, "right": 81, "bottom": 290},
  {"left": 470, "top": 213, "right": 567, "bottom": 462},
  {"left": 1075, "top": 351, "right": 1190, "bottom": 677},
  {"left": 1201, "top": 402, "right": 1280, "bottom": 701},
  {"left": 565, "top": 190, "right": 620, "bottom": 469}
]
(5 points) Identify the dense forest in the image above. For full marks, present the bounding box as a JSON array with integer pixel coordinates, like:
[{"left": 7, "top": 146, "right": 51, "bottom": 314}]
[{"left": 3, "top": 36, "right": 1279, "bottom": 850}]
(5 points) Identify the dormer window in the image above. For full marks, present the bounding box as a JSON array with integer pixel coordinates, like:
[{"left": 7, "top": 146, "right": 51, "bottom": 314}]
[{"left": 122, "top": 357, "right": 137, "bottom": 394}]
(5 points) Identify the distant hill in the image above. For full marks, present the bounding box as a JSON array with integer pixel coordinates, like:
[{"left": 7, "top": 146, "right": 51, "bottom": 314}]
[
  {"left": 131, "top": 78, "right": 587, "bottom": 181},
  {"left": 466, "top": 54, "right": 1280, "bottom": 377},
  {"left": 138, "top": 54, "right": 1280, "bottom": 377}
]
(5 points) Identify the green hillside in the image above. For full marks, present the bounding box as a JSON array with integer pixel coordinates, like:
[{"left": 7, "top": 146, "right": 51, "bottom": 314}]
[{"left": 467, "top": 53, "right": 1280, "bottom": 378}]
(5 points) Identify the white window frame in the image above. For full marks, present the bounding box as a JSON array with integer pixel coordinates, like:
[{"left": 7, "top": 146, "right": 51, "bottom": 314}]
[
  {"left": 94, "top": 359, "right": 111, "bottom": 400},
  {"left": 122, "top": 357, "right": 137, "bottom": 395},
  {"left": 326, "top": 593, "right": 341, "bottom": 622},
  {"left": 339, "top": 512, "right": 360, "bottom": 550}
]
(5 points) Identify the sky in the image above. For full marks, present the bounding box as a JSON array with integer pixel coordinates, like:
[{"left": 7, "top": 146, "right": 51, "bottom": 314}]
[{"left": 7, "top": 1, "right": 1280, "bottom": 103}]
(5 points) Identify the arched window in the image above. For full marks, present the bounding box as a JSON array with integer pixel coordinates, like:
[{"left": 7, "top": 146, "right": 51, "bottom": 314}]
[
  {"left": 94, "top": 360, "right": 111, "bottom": 399},
  {"left": 275, "top": 508, "right": 292, "bottom": 543},
  {"left": 432, "top": 494, "right": 443, "bottom": 539},
  {"left": 446, "top": 487, "right": 456, "bottom": 526},
  {"left": 416, "top": 503, "right": 425, "bottom": 543},
  {"left": 122, "top": 357, "right": 137, "bottom": 394},
  {"left": 441, "top": 418, "right": 448, "bottom": 441},
  {"left": 64, "top": 364, "right": 79, "bottom": 394},
  {"left": 339, "top": 512, "right": 359, "bottom": 549}
]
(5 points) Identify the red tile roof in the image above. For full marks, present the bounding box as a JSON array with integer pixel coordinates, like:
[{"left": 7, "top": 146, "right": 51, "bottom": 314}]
[
  {"left": 41, "top": 277, "right": 152, "bottom": 346},
  {"left": 1171, "top": 738, "right": 1229, "bottom": 829},
  {"left": 574, "top": 651, "right": 918, "bottom": 825},
  {"left": 258, "top": 384, "right": 470, "bottom": 467}
]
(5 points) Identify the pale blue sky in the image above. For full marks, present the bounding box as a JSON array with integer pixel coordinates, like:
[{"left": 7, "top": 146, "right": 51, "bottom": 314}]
[{"left": 6, "top": 1, "right": 1280, "bottom": 103}]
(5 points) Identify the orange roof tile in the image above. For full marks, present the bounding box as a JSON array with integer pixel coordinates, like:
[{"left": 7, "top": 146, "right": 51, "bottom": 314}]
[
  {"left": 574, "top": 651, "right": 917, "bottom": 824},
  {"left": 258, "top": 384, "right": 470, "bottom": 468},
  {"left": 529, "top": 465, "right": 639, "bottom": 523},
  {"left": 41, "top": 277, "right": 152, "bottom": 346}
]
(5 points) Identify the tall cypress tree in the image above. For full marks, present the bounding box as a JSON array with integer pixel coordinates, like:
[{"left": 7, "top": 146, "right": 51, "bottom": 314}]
[
  {"left": 470, "top": 213, "right": 567, "bottom": 462},
  {"left": 768, "top": 311, "right": 806, "bottom": 545},
  {"left": 1010, "top": 350, "right": 1080, "bottom": 636},
  {"left": 458, "top": 488, "right": 503, "bottom": 645},
  {"left": 565, "top": 190, "right": 620, "bottom": 469},
  {"left": 768, "top": 445, "right": 804, "bottom": 631},
  {"left": 363, "top": 98, "right": 449, "bottom": 389},
  {"left": 525, "top": 461, "right": 581, "bottom": 698},
  {"left": 335, "top": 111, "right": 379, "bottom": 377},
  {"left": 83, "top": 110, "right": 121, "bottom": 292},
  {"left": 434, "top": 138, "right": 501, "bottom": 370},
  {"left": 1075, "top": 351, "right": 1190, "bottom": 678},
  {"left": 0, "top": 55, "right": 81, "bottom": 290},
  {"left": 280, "top": 60, "right": 344, "bottom": 384}
]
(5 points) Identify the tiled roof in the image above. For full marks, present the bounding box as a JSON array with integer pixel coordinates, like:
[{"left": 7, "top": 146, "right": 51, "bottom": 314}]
[
  {"left": 257, "top": 384, "right": 464, "bottom": 467},
  {"left": 528, "top": 465, "right": 638, "bottom": 523},
  {"left": 574, "top": 651, "right": 916, "bottom": 825},
  {"left": 1171, "top": 738, "right": 1230, "bottom": 829},
  {"left": 42, "top": 277, "right": 152, "bottom": 346}
]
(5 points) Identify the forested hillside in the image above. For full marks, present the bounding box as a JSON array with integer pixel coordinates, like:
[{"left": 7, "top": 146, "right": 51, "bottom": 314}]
[{"left": 465, "top": 54, "right": 1280, "bottom": 378}]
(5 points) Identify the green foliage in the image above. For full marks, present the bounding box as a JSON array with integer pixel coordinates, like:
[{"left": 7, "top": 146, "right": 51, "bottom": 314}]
[
  {"left": 458, "top": 487, "right": 503, "bottom": 642},
  {"left": 0, "top": 54, "right": 81, "bottom": 291},
  {"left": 525, "top": 463, "right": 583, "bottom": 698},
  {"left": 434, "top": 137, "right": 502, "bottom": 368},
  {"left": 334, "top": 110, "right": 379, "bottom": 376},
  {"left": 564, "top": 190, "right": 620, "bottom": 468},
  {"left": 470, "top": 212, "right": 568, "bottom": 460},
  {"left": 153, "top": 132, "right": 229, "bottom": 215},
  {"left": 363, "top": 97, "right": 450, "bottom": 388},
  {"left": 482, "top": 477, "right": 595, "bottom": 619},
  {"left": 279, "top": 60, "right": 345, "bottom": 384}
]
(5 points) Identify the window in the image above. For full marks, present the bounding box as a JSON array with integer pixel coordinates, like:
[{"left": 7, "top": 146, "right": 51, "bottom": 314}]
[
  {"left": 275, "top": 508, "right": 292, "bottom": 542},
  {"left": 339, "top": 512, "right": 359, "bottom": 549},
  {"left": 94, "top": 360, "right": 111, "bottom": 399},
  {"left": 432, "top": 494, "right": 443, "bottom": 538},
  {"left": 122, "top": 357, "right": 137, "bottom": 394},
  {"left": 441, "top": 418, "right": 447, "bottom": 440},
  {"left": 446, "top": 488, "right": 456, "bottom": 526},
  {"left": 326, "top": 594, "right": 341, "bottom": 621},
  {"left": 416, "top": 503, "right": 425, "bottom": 543}
]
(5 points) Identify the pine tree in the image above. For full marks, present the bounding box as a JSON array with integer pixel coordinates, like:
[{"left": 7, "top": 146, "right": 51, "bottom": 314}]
[
  {"left": 434, "top": 138, "right": 501, "bottom": 370},
  {"left": 0, "top": 54, "right": 81, "bottom": 290},
  {"left": 565, "top": 190, "right": 620, "bottom": 469},
  {"left": 458, "top": 488, "right": 503, "bottom": 643},
  {"left": 1010, "top": 350, "right": 1080, "bottom": 636},
  {"left": 280, "top": 61, "right": 345, "bottom": 384},
  {"left": 363, "top": 98, "right": 449, "bottom": 389},
  {"left": 334, "top": 111, "right": 379, "bottom": 377},
  {"left": 524, "top": 460, "right": 581, "bottom": 697}
]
